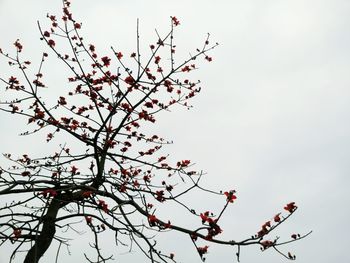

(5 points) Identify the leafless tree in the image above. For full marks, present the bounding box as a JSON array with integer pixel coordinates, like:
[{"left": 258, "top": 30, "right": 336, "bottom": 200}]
[{"left": 0, "top": 1, "right": 310, "bottom": 262}]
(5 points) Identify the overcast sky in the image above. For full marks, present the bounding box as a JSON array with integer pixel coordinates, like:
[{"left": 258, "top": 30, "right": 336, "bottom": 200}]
[{"left": 1, "top": 0, "right": 350, "bottom": 262}]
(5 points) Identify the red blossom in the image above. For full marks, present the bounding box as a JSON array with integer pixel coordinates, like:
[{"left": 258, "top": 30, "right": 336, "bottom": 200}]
[
  {"left": 21, "top": 171, "right": 30, "bottom": 176},
  {"left": 70, "top": 166, "right": 79, "bottom": 175},
  {"left": 284, "top": 202, "right": 297, "bottom": 213},
  {"left": 13, "top": 228, "right": 22, "bottom": 239},
  {"left": 288, "top": 252, "right": 296, "bottom": 259},
  {"left": 224, "top": 190, "right": 237, "bottom": 203},
  {"left": 205, "top": 56, "right": 212, "bottom": 62},
  {"left": 181, "top": 65, "right": 191, "bottom": 72},
  {"left": 257, "top": 227, "right": 268, "bottom": 238},
  {"left": 148, "top": 214, "right": 158, "bottom": 226},
  {"left": 172, "top": 16, "right": 180, "bottom": 26},
  {"left": 262, "top": 221, "right": 271, "bottom": 229},
  {"left": 43, "top": 31, "right": 50, "bottom": 37},
  {"left": 154, "top": 56, "right": 161, "bottom": 64},
  {"left": 101, "top": 56, "right": 111, "bottom": 67},
  {"left": 124, "top": 76, "right": 135, "bottom": 85},
  {"left": 200, "top": 211, "right": 211, "bottom": 224},
  {"left": 9, "top": 104, "right": 19, "bottom": 113},
  {"left": 177, "top": 159, "right": 190, "bottom": 167},
  {"left": 74, "top": 23, "right": 81, "bottom": 29},
  {"left": 98, "top": 200, "right": 108, "bottom": 213},
  {"left": 89, "top": 44, "right": 95, "bottom": 52},
  {"left": 85, "top": 216, "right": 92, "bottom": 224},
  {"left": 58, "top": 96, "right": 67, "bottom": 105},
  {"left": 197, "top": 246, "right": 209, "bottom": 257},
  {"left": 48, "top": 39, "right": 55, "bottom": 47},
  {"left": 41, "top": 189, "right": 57, "bottom": 198},
  {"left": 14, "top": 40, "right": 23, "bottom": 52},
  {"left": 261, "top": 240, "right": 274, "bottom": 249},
  {"left": 274, "top": 213, "right": 281, "bottom": 222},
  {"left": 155, "top": 190, "right": 165, "bottom": 202},
  {"left": 164, "top": 220, "right": 171, "bottom": 229},
  {"left": 9, "top": 76, "right": 19, "bottom": 84},
  {"left": 116, "top": 52, "right": 123, "bottom": 59},
  {"left": 144, "top": 101, "right": 153, "bottom": 108},
  {"left": 34, "top": 109, "right": 45, "bottom": 119}
]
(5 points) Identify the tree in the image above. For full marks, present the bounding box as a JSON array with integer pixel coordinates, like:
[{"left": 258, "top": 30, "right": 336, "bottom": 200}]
[{"left": 0, "top": 1, "right": 310, "bottom": 262}]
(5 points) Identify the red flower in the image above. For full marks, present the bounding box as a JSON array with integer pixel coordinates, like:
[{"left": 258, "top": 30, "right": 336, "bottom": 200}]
[
  {"left": 172, "top": 16, "right": 180, "bottom": 26},
  {"left": 163, "top": 220, "right": 171, "bottom": 229},
  {"left": 224, "top": 190, "right": 237, "bottom": 203},
  {"left": 190, "top": 233, "right": 198, "bottom": 241},
  {"left": 41, "top": 189, "right": 57, "bottom": 198},
  {"left": 284, "top": 202, "right": 297, "bottom": 213},
  {"left": 74, "top": 23, "right": 81, "bottom": 29},
  {"left": 48, "top": 39, "right": 55, "bottom": 47},
  {"left": 205, "top": 56, "right": 212, "bottom": 62},
  {"left": 43, "top": 31, "right": 50, "bottom": 37},
  {"left": 288, "top": 252, "right": 296, "bottom": 259},
  {"left": 197, "top": 246, "right": 209, "bottom": 257},
  {"left": 21, "top": 171, "right": 31, "bottom": 176},
  {"left": 181, "top": 65, "right": 191, "bottom": 72},
  {"left": 70, "top": 166, "right": 79, "bottom": 175},
  {"left": 101, "top": 56, "right": 111, "bottom": 67},
  {"left": 116, "top": 52, "right": 123, "bottom": 60},
  {"left": 177, "top": 159, "right": 190, "bottom": 167},
  {"left": 148, "top": 214, "right": 158, "bottom": 226},
  {"left": 143, "top": 175, "right": 151, "bottom": 183},
  {"left": 98, "top": 200, "right": 108, "bottom": 213},
  {"left": 257, "top": 227, "right": 268, "bottom": 238},
  {"left": 85, "top": 216, "right": 92, "bottom": 224},
  {"left": 200, "top": 211, "right": 213, "bottom": 224},
  {"left": 9, "top": 76, "right": 19, "bottom": 84},
  {"left": 89, "top": 44, "right": 95, "bottom": 52},
  {"left": 144, "top": 101, "right": 153, "bottom": 108},
  {"left": 262, "top": 221, "right": 271, "bottom": 229},
  {"left": 13, "top": 228, "right": 22, "bottom": 239},
  {"left": 154, "top": 56, "right": 161, "bottom": 64},
  {"left": 274, "top": 213, "right": 281, "bottom": 222},
  {"left": 155, "top": 190, "right": 165, "bottom": 202},
  {"left": 14, "top": 40, "right": 23, "bottom": 52},
  {"left": 261, "top": 240, "right": 274, "bottom": 249},
  {"left": 58, "top": 96, "right": 67, "bottom": 105},
  {"left": 124, "top": 75, "right": 135, "bottom": 85}
]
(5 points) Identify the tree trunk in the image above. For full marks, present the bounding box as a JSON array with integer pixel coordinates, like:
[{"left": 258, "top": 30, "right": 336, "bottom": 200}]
[{"left": 24, "top": 198, "right": 60, "bottom": 263}]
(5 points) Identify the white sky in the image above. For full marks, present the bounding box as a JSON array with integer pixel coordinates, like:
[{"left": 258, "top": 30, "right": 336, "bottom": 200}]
[{"left": 1, "top": 0, "right": 350, "bottom": 262}]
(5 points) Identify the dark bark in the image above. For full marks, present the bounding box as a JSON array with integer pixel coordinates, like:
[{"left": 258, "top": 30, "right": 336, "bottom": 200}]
[{"left": 24, "top": 198, "right": 60, "bottom": 263}]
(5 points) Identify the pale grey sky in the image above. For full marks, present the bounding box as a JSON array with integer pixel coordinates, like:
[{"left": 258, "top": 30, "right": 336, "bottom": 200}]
[{"left": 1, "top": 0, "right": 350, "bottom": 262}]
